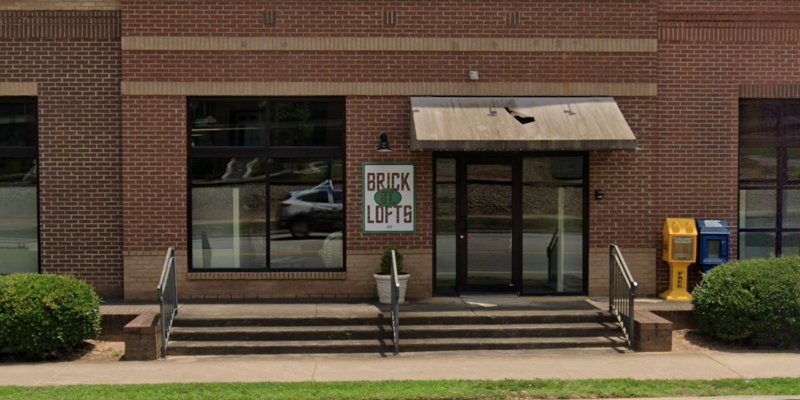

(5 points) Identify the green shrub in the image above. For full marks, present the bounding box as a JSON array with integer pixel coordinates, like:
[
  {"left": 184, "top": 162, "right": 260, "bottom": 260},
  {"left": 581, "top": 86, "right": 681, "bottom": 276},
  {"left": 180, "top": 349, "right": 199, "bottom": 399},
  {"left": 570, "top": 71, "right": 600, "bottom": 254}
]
[
  {"left": 0, "top": 274, "right": 101, "bottom": 359},
  {"left": 379, "top": 249, "right": 404, "bottom": 275},
  {"left": 692, "top": 257, "right": 800, "bottom": 348}
]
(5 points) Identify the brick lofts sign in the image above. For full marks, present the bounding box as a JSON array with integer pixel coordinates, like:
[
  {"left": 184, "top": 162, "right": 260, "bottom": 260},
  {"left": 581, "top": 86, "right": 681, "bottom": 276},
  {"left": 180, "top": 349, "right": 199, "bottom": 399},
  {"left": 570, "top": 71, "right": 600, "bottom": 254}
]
[{"left": 362, "top": 163, "right": 415, "bottom": 233}]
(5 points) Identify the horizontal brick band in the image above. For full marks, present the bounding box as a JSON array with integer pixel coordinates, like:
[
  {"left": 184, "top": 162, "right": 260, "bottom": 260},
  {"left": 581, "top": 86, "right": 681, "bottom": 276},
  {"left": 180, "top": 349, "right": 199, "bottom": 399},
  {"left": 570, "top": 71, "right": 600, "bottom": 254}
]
[
  {"left": 0, "top": 1, "right": 119, "bottom": 11},
  {"left": 0, "top": 10, "right": 120, "bottom": 39},
  {"left": 741, "top": 84, "right": 800, "bottom": 99},
  {"left": 122, "top": 81, "right": 657, "bottom": 97},
  {"left": 187, "top": 271, "right": 347, "bottom": 281},
  {"left": 0, "top": 82, "right": 37, "bottom": 95},
  {"left": 659, "top": 12, "right": 800, "bottom": 23},
  {"left": 122, "top": 36, "right": 657, "bottom": 53},
  {"left": 659, "top": 25, "right": 800, "bottom": 43}
]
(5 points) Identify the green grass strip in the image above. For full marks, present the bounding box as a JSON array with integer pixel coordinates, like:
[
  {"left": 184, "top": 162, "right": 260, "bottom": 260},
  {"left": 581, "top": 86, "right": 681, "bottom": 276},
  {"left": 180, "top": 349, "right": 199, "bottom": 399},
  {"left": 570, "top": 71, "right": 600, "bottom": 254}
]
[{"left": 0, "top": 378, "right": 798, "bottom": 400}]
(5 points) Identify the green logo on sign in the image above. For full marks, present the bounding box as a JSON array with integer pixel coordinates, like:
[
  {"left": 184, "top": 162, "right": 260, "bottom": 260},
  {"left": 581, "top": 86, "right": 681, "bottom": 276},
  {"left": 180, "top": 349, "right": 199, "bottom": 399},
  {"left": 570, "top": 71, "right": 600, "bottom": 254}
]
[{"left": 375, "top": 188, "right": 402, "bottom": 207}]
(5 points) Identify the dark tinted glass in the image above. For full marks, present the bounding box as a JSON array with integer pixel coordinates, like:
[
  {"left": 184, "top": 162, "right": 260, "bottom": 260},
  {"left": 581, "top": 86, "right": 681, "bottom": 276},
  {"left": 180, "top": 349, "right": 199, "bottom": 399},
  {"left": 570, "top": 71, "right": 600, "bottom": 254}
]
[
  {"left": 0, "top": 102, "right": 36, "bottom": 147},
  {"left": 188, "top": 100, "right": 267, "bottom": 147},
  {"left": 739, "top": 102, "right": 779, "bottom": 143},
  {"left": 270, "top": 100, "right": 344, "bottom": 146}
]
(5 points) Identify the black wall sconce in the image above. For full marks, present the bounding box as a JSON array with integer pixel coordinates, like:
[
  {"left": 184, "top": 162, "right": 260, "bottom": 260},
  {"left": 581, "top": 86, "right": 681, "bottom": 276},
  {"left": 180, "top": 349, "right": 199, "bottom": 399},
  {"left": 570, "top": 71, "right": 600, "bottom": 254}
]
[
  {"left": 377, "top": 132, "right": 392, "bottom": 153},
  {"left": 595, "top": 190, "right": 604, "bottom": 200}
]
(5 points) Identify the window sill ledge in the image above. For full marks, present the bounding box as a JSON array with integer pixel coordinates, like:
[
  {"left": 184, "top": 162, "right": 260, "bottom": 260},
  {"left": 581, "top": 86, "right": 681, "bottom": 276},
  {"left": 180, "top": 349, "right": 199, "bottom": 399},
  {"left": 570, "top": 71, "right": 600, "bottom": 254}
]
[{"left": 187, "top": 271, "right": 346, "bottom": 281}]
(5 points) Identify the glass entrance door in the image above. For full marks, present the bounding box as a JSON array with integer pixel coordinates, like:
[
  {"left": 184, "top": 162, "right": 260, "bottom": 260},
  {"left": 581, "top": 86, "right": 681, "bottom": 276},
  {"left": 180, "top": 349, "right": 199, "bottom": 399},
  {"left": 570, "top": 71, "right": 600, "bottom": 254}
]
[
  {"left": 460, "top": 162, "right": 515, "bottom": 291},
  {"left": 434, "top": 154, "right": 586, "bottom": 295}
]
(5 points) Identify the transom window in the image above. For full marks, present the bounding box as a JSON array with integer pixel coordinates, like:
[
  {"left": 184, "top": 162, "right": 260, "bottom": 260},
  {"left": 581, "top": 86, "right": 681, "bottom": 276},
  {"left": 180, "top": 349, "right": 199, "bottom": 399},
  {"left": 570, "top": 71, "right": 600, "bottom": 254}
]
[
  {"left": 188, "top": 98, "right": 345, "bottom": 271},
  {"left": 0, "top": 98, "right": 38, "bottom": 274},
  {"left": 738, "top": 99, "right": 800, "bottom": 258}
]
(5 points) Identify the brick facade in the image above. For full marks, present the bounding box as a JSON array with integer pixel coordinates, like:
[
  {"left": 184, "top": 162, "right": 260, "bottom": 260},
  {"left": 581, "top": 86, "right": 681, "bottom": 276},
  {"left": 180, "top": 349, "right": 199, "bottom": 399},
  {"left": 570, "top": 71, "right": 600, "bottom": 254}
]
[
  {"left": 0, "top": 10, "right": 122, "bottom": 298},
  {"left": 2, "top": 1, "right": 798, "bottom": 300}
]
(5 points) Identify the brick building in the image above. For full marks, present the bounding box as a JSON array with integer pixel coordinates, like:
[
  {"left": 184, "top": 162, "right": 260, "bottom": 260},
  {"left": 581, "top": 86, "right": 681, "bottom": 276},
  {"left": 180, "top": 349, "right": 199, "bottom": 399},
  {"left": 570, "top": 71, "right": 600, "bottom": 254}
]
[{"left": 0, "top": 0, "right": 797, "bottom": 301}]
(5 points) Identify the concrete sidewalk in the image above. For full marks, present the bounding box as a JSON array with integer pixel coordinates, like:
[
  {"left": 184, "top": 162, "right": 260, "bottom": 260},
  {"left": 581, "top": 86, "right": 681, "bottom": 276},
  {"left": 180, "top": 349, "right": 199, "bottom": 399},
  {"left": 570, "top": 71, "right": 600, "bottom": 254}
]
[{"left": 0, "top": 348, "right": 798, "bottom": 386}]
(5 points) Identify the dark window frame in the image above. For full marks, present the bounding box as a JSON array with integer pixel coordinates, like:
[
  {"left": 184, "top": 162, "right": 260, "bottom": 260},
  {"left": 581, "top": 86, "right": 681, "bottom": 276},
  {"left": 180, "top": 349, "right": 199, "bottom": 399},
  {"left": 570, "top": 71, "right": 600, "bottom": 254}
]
[
  {"left": 738, "top": 98, "right": 800, "bottom": 258},
  {"left": 0, "top": 96, "right": 40, "bottom": 274},
  {"left": 187, "top": 97, "right": 346, "bottom": 272}
]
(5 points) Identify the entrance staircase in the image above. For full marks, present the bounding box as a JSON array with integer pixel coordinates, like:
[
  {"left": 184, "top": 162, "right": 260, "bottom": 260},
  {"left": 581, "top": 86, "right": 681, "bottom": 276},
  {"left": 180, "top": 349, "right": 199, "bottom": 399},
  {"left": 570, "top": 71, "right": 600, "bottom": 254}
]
[{"left": 167, "top": 309, "right": 626, "bottom": 356}]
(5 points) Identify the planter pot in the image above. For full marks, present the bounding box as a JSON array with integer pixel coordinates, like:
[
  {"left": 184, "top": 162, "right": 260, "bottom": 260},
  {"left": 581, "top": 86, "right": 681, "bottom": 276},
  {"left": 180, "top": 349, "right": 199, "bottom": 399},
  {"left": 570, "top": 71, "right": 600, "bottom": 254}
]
[{"left": 374, "top": 273, "right": 410, "bottom": 304}]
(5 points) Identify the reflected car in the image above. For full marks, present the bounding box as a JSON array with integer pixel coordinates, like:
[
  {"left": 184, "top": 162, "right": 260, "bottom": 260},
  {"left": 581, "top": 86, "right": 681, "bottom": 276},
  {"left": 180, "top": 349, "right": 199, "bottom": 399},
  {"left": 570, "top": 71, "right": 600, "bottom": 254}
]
[{"left": 277, "top": 186, "right": 343, "bottom": 237}]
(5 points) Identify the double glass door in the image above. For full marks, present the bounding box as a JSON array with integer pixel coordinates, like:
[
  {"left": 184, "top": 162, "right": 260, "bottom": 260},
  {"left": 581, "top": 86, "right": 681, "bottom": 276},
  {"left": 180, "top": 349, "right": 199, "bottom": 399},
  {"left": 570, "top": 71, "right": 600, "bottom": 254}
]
[{"left": 435, "top": 154, "right": 586, "bottom": 294}]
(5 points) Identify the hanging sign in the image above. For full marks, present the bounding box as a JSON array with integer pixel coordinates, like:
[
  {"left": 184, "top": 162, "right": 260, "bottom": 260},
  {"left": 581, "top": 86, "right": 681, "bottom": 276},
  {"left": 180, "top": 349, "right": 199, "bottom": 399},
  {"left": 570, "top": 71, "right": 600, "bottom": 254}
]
[{"left": 362, "top": 163, "right": 415, "bottom": 233}]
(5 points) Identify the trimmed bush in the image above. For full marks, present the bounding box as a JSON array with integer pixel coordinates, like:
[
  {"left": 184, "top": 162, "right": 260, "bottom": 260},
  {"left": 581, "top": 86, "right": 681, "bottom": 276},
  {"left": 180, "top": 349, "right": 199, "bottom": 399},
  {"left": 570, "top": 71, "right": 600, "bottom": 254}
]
[
  {"left": 692, "top": 257, "right": 800, "bottom": 348},
  {"left": 379, "top": 249, "right": 404, "bottom": 275},
  {"left": 0, "top": 274, "right": 101, "bottom": 359}
]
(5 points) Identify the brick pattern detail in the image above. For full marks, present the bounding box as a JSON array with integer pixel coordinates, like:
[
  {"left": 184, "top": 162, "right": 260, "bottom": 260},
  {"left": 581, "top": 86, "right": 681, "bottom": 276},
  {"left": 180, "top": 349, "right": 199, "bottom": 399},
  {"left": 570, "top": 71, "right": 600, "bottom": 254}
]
[
  {"left": 741, "top": 84, "right": 800, "bottom": 99},
  {"left": 1, "top": 11, "right": 122, "bottom": 298},
  {"left": 122, "top": 52, "right": 656, "bottom": 83},
  {"left": 123, "top": 311, "right": 161, "bottom": 361},
  {"left": 187, "top": 271, "right": 347, "bottom": 281},
  {"left": 588, "top": 248, "right": 656, "bottom": 297},
  {"left": 120, "top": 37, "right": 658, "bottom": 53},
  {"left": 123, "top": 251, "right": 432, "bottom": 301},
  {"left": 344, "top": 97, "right": 432, "bottom": 252},
  {"left": 120, "top": 82, "right": 657, "bottom": 98},
  {"left": 0, "top": 1, "right": 120, "bottom": 11},
  {"left": 0, "top": 11, "right": 120, "bottom": 39},
  {"left": 652, "top": 6, "right": 800, "bottom": 291},
  {"left": 122, "top": 96, "right": 187, "bottom": 252},
  {"left": 121, "top": 0, "right": 656, "bottom": 38},
  {"left": 633, "top": 310, "right": 672, "bottom": 352},
  {"left": 659, "top": 1, "right": 800, "bottom": 13}
]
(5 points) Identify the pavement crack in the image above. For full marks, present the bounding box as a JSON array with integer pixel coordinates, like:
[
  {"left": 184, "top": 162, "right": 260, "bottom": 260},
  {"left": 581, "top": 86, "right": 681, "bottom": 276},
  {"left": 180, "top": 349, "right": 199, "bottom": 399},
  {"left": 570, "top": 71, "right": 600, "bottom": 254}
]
[{"left": 705, "top": 353, "right": 743, "bottom": 378}]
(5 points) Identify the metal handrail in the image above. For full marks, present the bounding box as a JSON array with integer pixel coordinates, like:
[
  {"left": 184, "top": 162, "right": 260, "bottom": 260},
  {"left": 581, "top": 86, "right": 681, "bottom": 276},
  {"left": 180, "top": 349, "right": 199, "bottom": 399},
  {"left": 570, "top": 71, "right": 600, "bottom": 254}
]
[
  {"left": 546, "top": 229, "right": 559, "bottom": 287},
  {"left": 390, "top": 249, "right": 400, "bottom": 356},
  {"left": 609, "top": 244, "right": 638, "bottom": 347},
  {"left": 156, "top": 247, "right": 178, "bottom": 357}
]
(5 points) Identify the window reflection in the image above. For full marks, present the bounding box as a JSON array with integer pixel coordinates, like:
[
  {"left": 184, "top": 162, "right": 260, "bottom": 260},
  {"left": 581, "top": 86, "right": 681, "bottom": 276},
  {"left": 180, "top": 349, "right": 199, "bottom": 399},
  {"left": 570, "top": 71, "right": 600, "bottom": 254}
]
[
  {"left": 270, "top": 159, "right": 343, "bottom": 269},
  {"left": 188, "top": 98, "right": 345, "bottom": 271},
  {"left": 191, "top": 158, "right": 267, "bottom": 269},
  {"left": 0, "top": 98, "right": 37, "bottom": 275},
  {"left": 522, "top": 157, "right": 584, "bottom": 293}
]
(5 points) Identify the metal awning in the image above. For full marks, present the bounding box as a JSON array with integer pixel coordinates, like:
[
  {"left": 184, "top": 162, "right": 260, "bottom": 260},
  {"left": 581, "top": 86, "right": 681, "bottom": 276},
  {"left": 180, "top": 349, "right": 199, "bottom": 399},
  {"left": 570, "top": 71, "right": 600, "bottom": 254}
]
[{"left": 410, "top": 97, "right": 637, "bottom": 151}]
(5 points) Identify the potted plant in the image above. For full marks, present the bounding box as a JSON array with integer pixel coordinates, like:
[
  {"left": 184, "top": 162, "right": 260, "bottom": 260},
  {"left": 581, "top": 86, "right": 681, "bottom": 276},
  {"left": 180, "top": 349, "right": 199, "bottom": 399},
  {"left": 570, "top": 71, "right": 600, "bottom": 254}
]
[{"left": 374, "top": 249, "right": 410, "bottom": 304}]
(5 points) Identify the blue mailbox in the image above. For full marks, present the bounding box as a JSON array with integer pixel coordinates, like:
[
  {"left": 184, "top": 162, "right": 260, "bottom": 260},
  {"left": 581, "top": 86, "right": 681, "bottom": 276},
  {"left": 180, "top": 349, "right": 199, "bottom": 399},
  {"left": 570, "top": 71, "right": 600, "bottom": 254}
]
[{"left": 696, "top": 219, "right": 730, "bottom": 272}]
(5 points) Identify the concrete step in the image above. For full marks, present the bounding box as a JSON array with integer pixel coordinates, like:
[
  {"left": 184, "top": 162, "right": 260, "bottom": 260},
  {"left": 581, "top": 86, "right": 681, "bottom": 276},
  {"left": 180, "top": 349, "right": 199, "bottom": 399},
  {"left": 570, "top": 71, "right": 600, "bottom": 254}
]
[
  {"left": 172, "top": 316, "right": 385, "bottom": 328},
  {"left": 170, "top": 325, "right": 391, "bottom": 341},
  {"left": 172, "top": 310, "right": 613, "bottom": 328},
  {"left": 167, "top": 336, "right": 626, "bottom": 356},
  {"left": 170, "top": 322, "right": 619, "bottom": 342}
]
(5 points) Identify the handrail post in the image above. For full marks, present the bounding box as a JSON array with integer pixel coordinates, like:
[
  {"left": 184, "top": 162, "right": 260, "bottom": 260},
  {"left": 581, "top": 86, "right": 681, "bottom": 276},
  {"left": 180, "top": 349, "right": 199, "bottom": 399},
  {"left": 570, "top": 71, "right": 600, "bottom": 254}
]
[
  {"left": 608, "top": 245, "right": 614, "bottom": 313},
  {"left": 390, "top": 249, "right": 400, "bottom": 356}
]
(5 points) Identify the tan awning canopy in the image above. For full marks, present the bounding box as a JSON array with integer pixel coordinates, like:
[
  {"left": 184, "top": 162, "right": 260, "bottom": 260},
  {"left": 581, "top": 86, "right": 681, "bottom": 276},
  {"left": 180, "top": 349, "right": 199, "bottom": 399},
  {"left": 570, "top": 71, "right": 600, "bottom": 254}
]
[{"left": 410, "top": 97, "right": 637, "bottom": 151}]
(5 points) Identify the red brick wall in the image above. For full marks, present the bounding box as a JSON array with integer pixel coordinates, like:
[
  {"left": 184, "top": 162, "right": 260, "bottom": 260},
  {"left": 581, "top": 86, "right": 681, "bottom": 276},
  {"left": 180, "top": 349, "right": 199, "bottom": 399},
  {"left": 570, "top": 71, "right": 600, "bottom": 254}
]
[
  {"left": 0, "top": 11, "right": 122, "bottom": 298},
  {"left": 121, "top": 96, "right": 187, "bottom": 252},
  {"left": 122, "top": 52, "right": 655, "bottom": 83},
  {"left": 652, "top": 4, "right": 800, "bottom": 291},
  {"left": 345, "top": 96, "right": 432, "bottom": 252},
  {"left": 589, "top": 97, "right": 659, "bottom": 249},
  {"left": 121, "top": 0, "right": 655, "bottom": 38}
]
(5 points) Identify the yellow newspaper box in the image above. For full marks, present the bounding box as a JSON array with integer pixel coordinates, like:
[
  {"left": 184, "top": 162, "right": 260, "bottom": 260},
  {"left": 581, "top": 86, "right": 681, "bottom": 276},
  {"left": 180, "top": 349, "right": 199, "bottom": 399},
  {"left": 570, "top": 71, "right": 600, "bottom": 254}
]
[{"left": 660, "top": 218, "right": 697, "bottom": 302}]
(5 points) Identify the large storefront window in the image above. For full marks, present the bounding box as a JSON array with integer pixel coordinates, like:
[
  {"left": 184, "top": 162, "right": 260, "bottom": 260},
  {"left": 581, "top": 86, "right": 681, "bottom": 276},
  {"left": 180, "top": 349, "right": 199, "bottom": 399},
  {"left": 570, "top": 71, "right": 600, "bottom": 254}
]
[
  {"left": 739, "top": 100, "right": 800, "bottom": 258},
  {"left": 189, "top": 98, "right": 344, "bottom": 271},
  {"left": 0, "top": 98, "right": 38, "bottom": 274}
]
